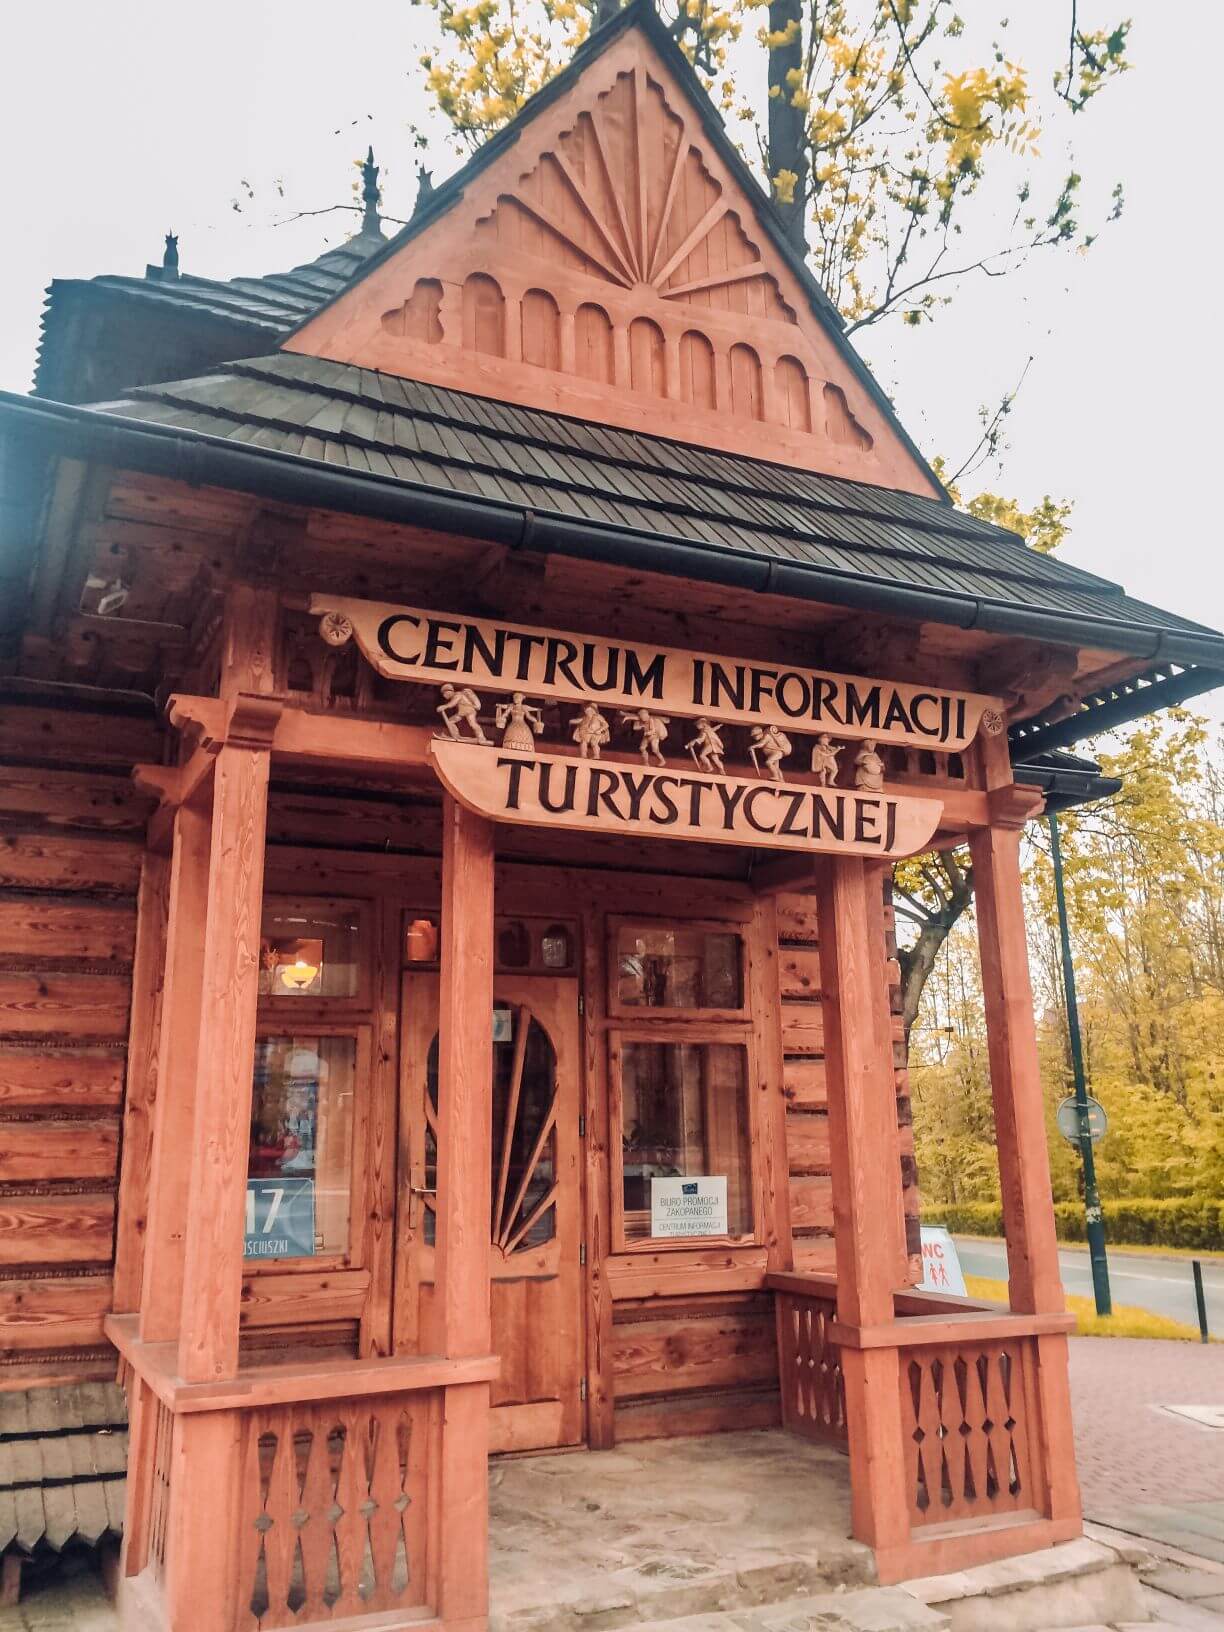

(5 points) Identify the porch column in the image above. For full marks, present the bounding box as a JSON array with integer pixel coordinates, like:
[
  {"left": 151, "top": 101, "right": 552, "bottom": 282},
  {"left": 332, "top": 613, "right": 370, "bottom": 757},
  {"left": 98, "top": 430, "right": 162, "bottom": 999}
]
[
  {"left": 176, "top": 698, "right": 279, "bottom": 1383},
  {"left": 432, "top": 795, "right": 495, "bottom": 1628},
  {"left": 139, "top": 794, "right": 212, "bottom": 1342},
  {"left": 815, "top": 856, "right": 909, "bottom": 1555},
  {"left": 970, "top": 814, "right": 1082, "bottom": 1526}
]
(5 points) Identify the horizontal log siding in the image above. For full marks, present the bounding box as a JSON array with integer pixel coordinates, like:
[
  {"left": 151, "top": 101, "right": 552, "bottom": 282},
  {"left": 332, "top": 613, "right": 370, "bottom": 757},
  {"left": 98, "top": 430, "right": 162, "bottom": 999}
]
[
  {"left": 0, "top": 700, "right": 157, "bottom": 1386},
  {"left": 776, "top": 886, "right": 915, "bottom": 1281},
  {"left": 610, "top": 1292, "right": 781, "bottom": 1441}
]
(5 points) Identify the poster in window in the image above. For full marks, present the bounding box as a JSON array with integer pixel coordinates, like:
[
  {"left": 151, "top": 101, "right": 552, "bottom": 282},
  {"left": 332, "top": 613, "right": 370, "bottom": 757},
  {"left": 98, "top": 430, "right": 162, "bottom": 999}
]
[
  {"left": 650, "top": 1175, "right": 728, "bottom": 1238},
  {"left": 244, "top": 1176, "right": 316, "bottom": 1258}
]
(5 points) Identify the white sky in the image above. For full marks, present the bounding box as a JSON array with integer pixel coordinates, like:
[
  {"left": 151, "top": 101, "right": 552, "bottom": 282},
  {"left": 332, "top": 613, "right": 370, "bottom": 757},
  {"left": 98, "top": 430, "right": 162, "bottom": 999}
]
[{"left": 1, "top": 1, "right": 1220, "bottom": 724}]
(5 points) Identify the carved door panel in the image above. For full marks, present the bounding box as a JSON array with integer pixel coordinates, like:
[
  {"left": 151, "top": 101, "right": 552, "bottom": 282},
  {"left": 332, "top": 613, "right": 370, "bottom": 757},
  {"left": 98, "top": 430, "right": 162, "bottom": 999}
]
[{"left": 396, "top": 974, "right": 584, "bottom": 1452}]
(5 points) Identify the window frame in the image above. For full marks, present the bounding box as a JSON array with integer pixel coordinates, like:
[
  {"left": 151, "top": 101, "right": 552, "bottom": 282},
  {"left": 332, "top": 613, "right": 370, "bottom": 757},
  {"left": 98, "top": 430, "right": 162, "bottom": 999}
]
[
  {"left": 606, "top": 915, "right": 749, "bottom": 1022},
  {"left": 246, "top": 1014, "right": 373, "bottom": 1272},
  {"left": 257, "top": 894, "right": 373, "bottom": 1012},
  {"left": 608, "top": 1016, "right": 760, "bottom": 1254}
]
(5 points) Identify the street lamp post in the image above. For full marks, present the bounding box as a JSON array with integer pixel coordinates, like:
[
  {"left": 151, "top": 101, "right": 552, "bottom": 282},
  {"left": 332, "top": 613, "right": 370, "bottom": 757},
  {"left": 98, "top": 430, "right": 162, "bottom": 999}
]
[{"left": 1048, "top": 809, "right": 1112, "bottom": 1317}]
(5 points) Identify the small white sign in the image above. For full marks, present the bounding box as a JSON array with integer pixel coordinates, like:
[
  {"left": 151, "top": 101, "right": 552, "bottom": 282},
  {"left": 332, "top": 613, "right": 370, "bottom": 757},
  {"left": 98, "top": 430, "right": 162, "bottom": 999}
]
[
  {"left": 651, "top": 1175, "right": 728, "bottom": 1239},
  {"left": 492, "top": 1008, "right": 514, "bottom": 1043},
  {"left": 918, "top": 1226, "right": 967, "bottom": 1296}
]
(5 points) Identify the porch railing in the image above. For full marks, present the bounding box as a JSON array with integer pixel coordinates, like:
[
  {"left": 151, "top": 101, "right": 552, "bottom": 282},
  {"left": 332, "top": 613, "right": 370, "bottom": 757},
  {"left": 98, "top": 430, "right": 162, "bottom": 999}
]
[
  {"left": 109, "top": 1315, "right": 497, "bottom": 1632},
  {"left": 766, "top": 1273, "right": 1078, "bottom": 1578}
]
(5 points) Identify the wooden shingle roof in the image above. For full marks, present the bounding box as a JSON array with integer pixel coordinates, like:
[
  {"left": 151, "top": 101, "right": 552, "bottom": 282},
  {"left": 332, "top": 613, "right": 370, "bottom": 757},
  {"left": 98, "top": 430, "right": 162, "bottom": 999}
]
[
  {"left": 90, "top": 351, "right": 1224, "bottom": 670},
  {"left": 0, "top": 1385, "right": 127, "bottom": 1557}
]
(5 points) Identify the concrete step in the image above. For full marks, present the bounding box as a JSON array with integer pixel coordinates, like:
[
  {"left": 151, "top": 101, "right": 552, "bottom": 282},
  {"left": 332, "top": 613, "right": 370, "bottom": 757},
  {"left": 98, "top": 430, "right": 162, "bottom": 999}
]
[{"left": 502, "top": 1539, "right": 1154, "bottom": 1632}]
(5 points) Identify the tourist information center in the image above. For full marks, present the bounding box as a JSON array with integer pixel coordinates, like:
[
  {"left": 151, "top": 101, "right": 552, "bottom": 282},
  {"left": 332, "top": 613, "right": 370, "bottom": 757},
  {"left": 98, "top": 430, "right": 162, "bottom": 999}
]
[{"left": 2, "top": 6, "right": 1222, "bottom": 1627}]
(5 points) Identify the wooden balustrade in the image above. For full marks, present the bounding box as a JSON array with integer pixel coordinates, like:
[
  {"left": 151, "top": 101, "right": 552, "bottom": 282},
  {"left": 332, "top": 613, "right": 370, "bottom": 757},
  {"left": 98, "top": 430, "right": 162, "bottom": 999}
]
[
  {"left": 234, "top": 1392, "right": 432, "bottom": 1628},
  {"left": 899, "top": 1335, "right": 1037, "bottom": 1528},
  {"left": 766, "top": 1273, "right": 1078, "bottom": 1580},
  {"left": 773, "top": 1280, "right": 846, "bottom": 1449},
  {"left": 108, "top": 1316, "right": 497, "bottom": 1632}
]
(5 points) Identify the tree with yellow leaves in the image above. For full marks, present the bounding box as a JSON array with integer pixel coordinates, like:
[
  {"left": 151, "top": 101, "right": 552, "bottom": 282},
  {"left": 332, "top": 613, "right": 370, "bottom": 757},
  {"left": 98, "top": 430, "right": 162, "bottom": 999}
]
[{"left": 413, "top": 0, "right": 1129, "bottom": 332}]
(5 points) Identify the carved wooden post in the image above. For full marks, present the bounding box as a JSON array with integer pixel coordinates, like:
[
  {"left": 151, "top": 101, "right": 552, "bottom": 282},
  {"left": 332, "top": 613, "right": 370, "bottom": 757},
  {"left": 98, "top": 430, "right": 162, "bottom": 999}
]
[
  {"left": 815, "top": 855, "right": 910, "bottom": 1554},
  {"left": 970, "top": 735, "right": 1081, "bottom": 1528},
  {"left": 431, "top": 795, "right": 494, "bottom": 1626},
  {"left": 176, "top": 696, "right": 280, "bottom": 1383},
  {"left": 140, "top": 795, "right": 212, "bottom": 1341}
]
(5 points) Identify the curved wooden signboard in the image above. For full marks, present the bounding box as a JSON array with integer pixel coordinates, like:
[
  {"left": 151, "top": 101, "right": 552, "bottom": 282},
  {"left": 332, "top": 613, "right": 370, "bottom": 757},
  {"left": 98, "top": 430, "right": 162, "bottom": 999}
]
[
  {"left": 431, "top": 740, "right": 944, "bottom": 859},
  {"left": 311, "top": 594, "right": 1001, "bottom": 753}
]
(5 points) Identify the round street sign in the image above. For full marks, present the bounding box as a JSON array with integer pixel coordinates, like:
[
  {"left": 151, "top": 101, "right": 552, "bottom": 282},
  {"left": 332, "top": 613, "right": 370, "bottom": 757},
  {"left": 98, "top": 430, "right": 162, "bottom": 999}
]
[{"left": 1056, "top": 1095, "right": 1108, "bottom": 1145}]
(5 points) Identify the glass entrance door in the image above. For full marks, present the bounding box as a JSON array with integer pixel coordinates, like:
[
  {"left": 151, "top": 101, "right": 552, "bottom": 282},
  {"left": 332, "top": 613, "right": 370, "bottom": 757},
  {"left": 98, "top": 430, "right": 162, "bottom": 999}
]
[{"left": 395, "top": 972, "right": 584, "bottom": 1452}]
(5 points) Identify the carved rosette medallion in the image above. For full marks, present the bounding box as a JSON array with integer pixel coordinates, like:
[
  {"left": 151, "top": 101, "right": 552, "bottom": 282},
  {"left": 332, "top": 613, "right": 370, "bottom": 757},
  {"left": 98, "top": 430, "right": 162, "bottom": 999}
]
[
  {"left": 318, "top": 611, "right": 354, "bottom": 647},
  {"left": 979, "top": 708, "right": 1005, "bottom": 737}
]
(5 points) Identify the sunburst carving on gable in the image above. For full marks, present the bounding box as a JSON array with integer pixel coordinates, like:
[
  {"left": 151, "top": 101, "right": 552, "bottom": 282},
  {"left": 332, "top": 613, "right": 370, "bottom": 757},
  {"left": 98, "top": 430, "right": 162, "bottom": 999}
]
[
  {"left": 480, "top": 69, "right": 797, "bottom": 324},
  {"left": 294, "top": 36, "right": 921, "bottom": 486}
]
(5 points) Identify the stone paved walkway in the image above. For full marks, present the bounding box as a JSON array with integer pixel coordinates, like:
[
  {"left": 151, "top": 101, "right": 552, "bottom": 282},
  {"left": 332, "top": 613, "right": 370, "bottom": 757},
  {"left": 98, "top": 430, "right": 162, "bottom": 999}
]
[{"left": 1069, "top": 1337, "right": 1224, "bottom": 1516}]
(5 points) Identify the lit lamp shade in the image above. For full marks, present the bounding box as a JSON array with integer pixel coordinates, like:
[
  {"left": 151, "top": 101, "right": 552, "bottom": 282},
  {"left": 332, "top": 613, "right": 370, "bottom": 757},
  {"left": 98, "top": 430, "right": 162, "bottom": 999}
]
[{"left": 262, "top": 936, "right": 325, "bottom": 995}]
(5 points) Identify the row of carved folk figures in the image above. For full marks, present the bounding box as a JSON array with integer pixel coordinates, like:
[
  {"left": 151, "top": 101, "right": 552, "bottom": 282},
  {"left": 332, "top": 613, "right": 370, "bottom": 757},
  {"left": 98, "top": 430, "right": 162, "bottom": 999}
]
[{"left": 435, "top": 685, "right": 887, "bottom": 790}]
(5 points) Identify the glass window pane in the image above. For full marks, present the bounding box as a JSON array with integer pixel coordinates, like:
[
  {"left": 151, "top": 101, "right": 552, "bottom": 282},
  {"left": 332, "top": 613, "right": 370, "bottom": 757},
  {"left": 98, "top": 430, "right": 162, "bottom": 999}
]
[
  {"left": 260, "top": 898, "right": 362, "bottom": 998},
  {"left": 620, "top": 1041, "right": 751, "bottom": 1241},
  {"left": 616, "top": 926, "right": 742, "bottom": 1010},
  {"left": 540, "top": 924, "right": 574, "bottom": 970},
  {"left": 246, "top": 1034, "right": 355, "bottom": 1259}
]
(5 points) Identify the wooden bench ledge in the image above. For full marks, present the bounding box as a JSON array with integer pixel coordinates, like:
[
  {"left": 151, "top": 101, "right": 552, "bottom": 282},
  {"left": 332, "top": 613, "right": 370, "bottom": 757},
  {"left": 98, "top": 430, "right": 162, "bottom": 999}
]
[{"left": 105, "top": 1314, "right": 498, "bottom": 1413}]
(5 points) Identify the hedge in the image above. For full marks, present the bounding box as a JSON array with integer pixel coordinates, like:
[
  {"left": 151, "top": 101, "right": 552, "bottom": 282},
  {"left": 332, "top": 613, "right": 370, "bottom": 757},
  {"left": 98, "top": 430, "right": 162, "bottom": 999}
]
[{"left": 928, "top": 1197, "right": 1224, "bottom": 1251}]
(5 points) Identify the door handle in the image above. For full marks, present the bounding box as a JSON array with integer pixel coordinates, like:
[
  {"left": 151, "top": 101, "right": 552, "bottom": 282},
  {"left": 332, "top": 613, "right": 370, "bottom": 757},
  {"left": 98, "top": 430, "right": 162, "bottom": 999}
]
[{"left": 410, "top": 1185, "right": 437, "bottom": 1196}]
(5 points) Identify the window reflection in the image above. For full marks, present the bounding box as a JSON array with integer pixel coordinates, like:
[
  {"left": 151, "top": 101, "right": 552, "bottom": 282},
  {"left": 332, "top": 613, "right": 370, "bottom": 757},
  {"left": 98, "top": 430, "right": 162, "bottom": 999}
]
[{"left": 617, "top": 926, "right": 742, "bottom": 1010}]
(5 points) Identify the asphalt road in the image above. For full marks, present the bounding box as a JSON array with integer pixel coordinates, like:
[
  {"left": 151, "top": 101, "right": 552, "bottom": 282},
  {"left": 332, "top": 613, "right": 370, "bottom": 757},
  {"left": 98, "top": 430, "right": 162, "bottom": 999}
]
[{"left": 953, "top": 1236, "right": 1224, "bottom": 1330}]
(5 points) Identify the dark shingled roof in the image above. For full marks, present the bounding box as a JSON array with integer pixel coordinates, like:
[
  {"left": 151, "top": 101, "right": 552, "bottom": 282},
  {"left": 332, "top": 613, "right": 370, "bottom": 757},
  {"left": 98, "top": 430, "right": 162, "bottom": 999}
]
[
  {"left": 33, "top": 227, "right": 388, "bottom": 401},
  {"left": 0, "top": 1385, "right": 127, "bottom": 1558},
  {"left": 92, "top": 351, "right": 1223, "bottom": 664}
]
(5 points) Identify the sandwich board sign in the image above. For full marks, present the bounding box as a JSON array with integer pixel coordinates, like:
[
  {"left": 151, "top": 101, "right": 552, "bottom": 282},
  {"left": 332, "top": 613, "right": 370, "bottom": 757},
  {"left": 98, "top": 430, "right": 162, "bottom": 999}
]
[{"left": 918, "top": 1226, "right": 967, "bottom": 1296}]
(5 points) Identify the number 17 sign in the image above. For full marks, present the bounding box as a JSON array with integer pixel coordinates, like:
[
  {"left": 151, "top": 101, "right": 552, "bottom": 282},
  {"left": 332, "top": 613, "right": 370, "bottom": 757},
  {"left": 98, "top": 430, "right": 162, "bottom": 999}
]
[{"left": 244, "top": 1177, "right": 316, "bottom": 1259}]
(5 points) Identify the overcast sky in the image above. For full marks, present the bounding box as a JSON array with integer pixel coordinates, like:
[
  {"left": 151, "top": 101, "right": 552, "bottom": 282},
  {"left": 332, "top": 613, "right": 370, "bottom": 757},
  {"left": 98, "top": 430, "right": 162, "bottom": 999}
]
[{"left": 1, "top": 2, "right": 1220, "bottom": 726}]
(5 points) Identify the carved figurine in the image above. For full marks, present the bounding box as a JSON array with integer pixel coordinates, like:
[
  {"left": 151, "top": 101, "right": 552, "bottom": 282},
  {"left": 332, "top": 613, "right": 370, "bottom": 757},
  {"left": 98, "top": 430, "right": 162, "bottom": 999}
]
[
  {"left": 495, "top": 691, "right": 544, "bottom": 751},
  {"left": 572, "top": 701, "right": 611, "bottom": 760},
  {"left": 748, "top": 724, "right": 791, "bottom": 782},
  {"left": 436, "top": 682, "right": 488, "bottom": 743},
  {"left": 853, "top": 738, "right": 886, "bottom": 792},
  {"left": 685, "top": 717, "right": 725, "bottom": 774},
  {"left": 620, "top": 708, "right": 669, "bottom": 767},
  {"left": 809, "top": 732, "right": 841, "bottom": 787}
]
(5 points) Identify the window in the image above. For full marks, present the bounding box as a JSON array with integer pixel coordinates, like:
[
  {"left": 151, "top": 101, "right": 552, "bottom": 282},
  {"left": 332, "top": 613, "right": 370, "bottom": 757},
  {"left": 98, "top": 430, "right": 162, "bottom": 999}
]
[
  {"left": 608, "top": 915, "right": 755, "bottom": 1250},
  {"left": 245, "top": 1032, "right": 359, "bottom": 1260},
  {"left": 612, "top": 921, "right": 744, "bottom": 1015},
  {"left": 617, "top": 1040, "right": 751, "bottom": 1243},
  {"left": 259, "top": 897, "right": 364, "bottom": 1000}
]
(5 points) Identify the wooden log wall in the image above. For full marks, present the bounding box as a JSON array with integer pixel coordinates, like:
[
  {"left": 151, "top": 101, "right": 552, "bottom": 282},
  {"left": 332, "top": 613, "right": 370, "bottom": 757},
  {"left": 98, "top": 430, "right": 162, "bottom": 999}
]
[
  {"left": 777, "top": 886, "right": 918, "bottom": 1284},
  {"left": 0, "top": 696, "right": 157, "bottom": 1387}
]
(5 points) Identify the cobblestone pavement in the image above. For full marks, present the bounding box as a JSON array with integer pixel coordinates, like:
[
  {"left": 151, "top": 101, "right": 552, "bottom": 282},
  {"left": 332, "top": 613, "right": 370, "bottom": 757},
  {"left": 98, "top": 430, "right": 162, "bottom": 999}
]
[{"left": 1069, "top": 1337, "right": 1224, "bottom": 1519}]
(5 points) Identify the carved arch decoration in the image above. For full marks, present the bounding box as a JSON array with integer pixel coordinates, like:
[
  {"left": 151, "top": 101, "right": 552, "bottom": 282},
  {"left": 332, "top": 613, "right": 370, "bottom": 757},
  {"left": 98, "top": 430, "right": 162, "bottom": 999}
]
[{"left": 286, "top": 29, "right": 932, "bottom": 493}]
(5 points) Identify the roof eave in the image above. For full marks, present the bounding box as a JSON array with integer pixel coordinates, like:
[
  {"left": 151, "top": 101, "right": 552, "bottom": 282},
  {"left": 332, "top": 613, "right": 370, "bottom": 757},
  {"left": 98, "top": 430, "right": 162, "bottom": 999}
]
[{"left": 3, "top": 392, "right": 1222, "bottom": 720}]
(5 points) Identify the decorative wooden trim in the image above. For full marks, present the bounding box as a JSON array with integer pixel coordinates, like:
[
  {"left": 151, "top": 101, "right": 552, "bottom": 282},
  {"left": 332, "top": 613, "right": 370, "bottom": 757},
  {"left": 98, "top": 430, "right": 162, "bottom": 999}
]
[{"left": 828, "top": 1311, "right": 1076, "bottom": 1348}]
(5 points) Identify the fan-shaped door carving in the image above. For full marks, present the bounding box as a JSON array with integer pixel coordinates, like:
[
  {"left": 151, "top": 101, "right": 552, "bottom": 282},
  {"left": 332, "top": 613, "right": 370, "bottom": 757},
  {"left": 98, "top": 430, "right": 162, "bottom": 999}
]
[
  {"left": 396, "top": 972, "right": 583, "bottom": 1452},
  {"left": 418, "top": 1002, "right": 559, "bottom": 1256}
]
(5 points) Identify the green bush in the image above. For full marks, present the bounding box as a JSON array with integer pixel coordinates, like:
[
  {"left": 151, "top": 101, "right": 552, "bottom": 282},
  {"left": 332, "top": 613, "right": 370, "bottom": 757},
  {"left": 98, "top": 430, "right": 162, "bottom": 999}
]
[{"left": 927, "top": 1197, "right": 1224, "bottom": 1250}]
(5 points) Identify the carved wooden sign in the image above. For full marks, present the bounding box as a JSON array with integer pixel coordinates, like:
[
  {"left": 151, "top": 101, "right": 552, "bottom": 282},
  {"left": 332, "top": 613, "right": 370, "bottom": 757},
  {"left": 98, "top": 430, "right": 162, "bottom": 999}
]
[
  {"left": 431, "top": 740, "right": 943, "bottom": 858},
  {"left": 310, "top": 594, "right": 1000, "bottom": 752}
]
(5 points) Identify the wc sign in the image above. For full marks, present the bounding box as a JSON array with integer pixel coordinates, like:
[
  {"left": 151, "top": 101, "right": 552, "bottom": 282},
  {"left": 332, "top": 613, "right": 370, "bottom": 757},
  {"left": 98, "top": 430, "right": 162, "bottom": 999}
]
[{"left": 918, "top": 1226, "right": 967, "bottom": 1295}]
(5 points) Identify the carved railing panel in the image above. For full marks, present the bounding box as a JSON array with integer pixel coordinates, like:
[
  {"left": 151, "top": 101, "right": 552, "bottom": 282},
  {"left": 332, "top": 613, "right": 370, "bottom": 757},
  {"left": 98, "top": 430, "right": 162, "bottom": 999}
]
[
  {"left": 901, "top": 1338, "right": 1037, "bottom": 1528},
  {"left": 235, "top": 1393, "right": 431, "bottom": 1630},
  {"left": 775, "top": 1289, "right": 847, "bottom": 1448},
  {"left": 148, "top": 1396, "right": 174, "bottom": 1579}
]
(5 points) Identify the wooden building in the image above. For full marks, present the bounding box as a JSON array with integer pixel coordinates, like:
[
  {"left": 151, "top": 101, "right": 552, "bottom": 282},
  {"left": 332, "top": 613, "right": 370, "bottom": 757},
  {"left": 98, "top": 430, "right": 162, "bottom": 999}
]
[{"left": 1, "top": 4, "right": 1222, "bottom": 1625}]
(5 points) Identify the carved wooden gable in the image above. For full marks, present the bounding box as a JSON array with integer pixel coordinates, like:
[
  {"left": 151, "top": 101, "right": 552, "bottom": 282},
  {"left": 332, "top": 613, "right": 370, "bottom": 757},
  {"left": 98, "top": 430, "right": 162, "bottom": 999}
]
[{"left": 287, "top": 25, "right": 939, "bottom": 496}]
